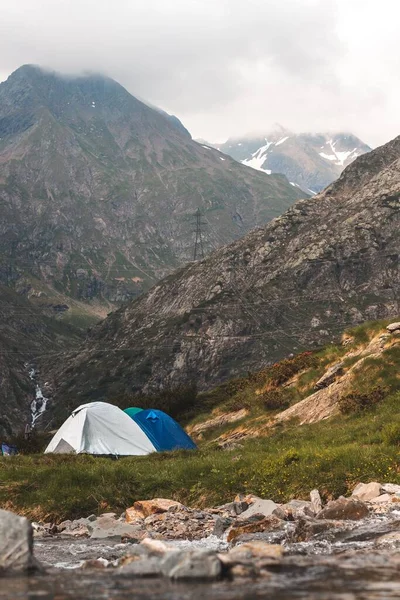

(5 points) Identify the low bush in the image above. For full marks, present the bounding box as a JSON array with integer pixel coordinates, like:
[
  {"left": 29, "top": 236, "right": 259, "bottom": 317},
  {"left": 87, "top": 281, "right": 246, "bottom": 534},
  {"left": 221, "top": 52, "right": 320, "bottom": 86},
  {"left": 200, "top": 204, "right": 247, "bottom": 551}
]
[
  {"left": 260, "top": 389, "right": 291, "bottom": 411},
  {"left": 338, "top": 386, "right": 388, "bottom": 414}
]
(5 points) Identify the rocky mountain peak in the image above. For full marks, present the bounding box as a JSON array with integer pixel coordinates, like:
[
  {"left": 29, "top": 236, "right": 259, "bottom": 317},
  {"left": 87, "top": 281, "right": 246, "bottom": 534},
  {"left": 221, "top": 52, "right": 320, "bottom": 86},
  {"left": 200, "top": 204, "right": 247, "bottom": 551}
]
[
  {"left": 0, "top": 65, "right": 304, "bottom": 317},
  {"left": 211, "top": 128, "right": 372, "bottom": 194},
  {"left": 46, "top": 133, "right": 399, "bottom": 416}
]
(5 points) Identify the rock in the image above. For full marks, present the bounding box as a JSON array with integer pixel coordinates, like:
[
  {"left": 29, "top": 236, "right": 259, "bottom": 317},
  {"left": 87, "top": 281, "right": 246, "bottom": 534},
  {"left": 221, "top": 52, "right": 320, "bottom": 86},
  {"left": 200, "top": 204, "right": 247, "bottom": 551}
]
[
  {"left": 80, "top": 558, "right": 109, "bottom": 569},
  {"left": 310, "top": 490, "right": 322, "bottom": 514},
  {"left": 227, "top": 515, "right": 284, "bottom": 543},
  {"left": 315, "top": 362, "right": 344, "bottom": 389},
  {"left": 126, "top": 499, "right": 184, "bottom": 520},
  {"left": 89, "top": 514, "right": 145, "bottom": 540},
  {"left": 125, "top": 507, "right": 145, "bottom": 523},
  {"left": 228, "top": 541, "right": 283, "bottom": 561},
  {"left": 234, "top": 493, "right": 258, "bottom": 505},
  {"left": 317, "top": 497, "right": 369, "bottom": 520},
  {"left": 140, "top": 538, "right": 170, "bottom": 555},
  {"left": 213, "top": 516, "right": 234, "bottom": 537},
  {"left": 60, "top": 525, "right": 90, "bottom": 538},
  {"left": 238, "top": 498, "right": 278, "bottom": 520},
  {"left": 352, "top": 482, "right": 382, "bottom": 502},
  {"left": 281, "top": 499, "right": 315, "bottom": 518},
  {"left": 375, "top": 532, "right": 400, "bottom": 545},
  {"left": 387, "top": 322, "right": 400, "bottom": 333},
  {"left": 272, "top": 507, "right": 287, "bottom": 520},
  {"left": 381, "top": 483, "right": 400, "bottom": 495},
  {"left": 0, "top": 509, "right": 37, "bottom": 572},
  {"left": 161, "top": 549, "right": 222, "bottom": 581},
  {"left": 119, "top": 557, "right": 162, "bottom": 577},
  {"left": 369, "top": 493, "right": 393, "bottom": 504},
  {"left": 215, "top": 501, "right": 249, "bottom": 516},
  {"left": 229, "top": 563, "right": 260, "bottom": 578},
  {"left": 289, "top": 517, "right": 342, "bottom": 542}
]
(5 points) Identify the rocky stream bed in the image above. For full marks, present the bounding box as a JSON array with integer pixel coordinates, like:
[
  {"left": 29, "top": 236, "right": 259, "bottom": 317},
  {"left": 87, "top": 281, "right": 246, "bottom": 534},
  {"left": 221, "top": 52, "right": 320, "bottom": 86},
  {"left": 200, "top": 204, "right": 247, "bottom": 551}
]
[{"left": 2, "top": 482, "right": 400, "bottom": 599}]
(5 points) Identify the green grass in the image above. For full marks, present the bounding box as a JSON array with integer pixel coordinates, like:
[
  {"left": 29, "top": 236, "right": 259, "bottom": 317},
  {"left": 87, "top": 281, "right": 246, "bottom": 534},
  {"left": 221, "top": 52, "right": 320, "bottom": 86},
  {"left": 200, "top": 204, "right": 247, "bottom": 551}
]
[
  {"left": 1, "top": 319, "right": 399, "bottom": 522},
  {"left": 1, "top": 390, "right": 400, "bottom": 522}
]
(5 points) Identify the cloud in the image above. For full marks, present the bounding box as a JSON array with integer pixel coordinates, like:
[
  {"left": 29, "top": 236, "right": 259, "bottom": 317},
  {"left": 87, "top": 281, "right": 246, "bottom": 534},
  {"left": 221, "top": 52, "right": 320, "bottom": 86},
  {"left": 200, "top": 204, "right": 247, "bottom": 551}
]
[{"left": 1, "top": 0, "right": 399, "bottom": 146}]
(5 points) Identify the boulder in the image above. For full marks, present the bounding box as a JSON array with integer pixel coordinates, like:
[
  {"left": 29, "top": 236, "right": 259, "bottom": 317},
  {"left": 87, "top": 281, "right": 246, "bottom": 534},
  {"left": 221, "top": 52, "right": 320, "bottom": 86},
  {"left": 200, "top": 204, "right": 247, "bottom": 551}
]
[
  {"left": 369, "top": 493, "right": 393, "bottom": 504},
  {"left": 310, "top": 490, "right": 322, "bottom": 514},
  {"left": 161, "top": 549, "right": 222, "bottom": 581},
  {"left": 317, "top": 497, "right": 369, "bottom": 520},
  {"left": 238, "top": 498, "right": 278, "bottom": 520},
  {"left": 352, "top": 482, "right": 382, "bottom": 502},
  {"left": 213, "top": 516, "right": 234, "bottom": 537},
  {"left": 126, "top": 499, "right": 184, "bottom": 520},
  {"left": 315, "top": 362, "right": 344, "bottom": 389},
  {"left": 227, "top": 515, "right": 284, "bottom": 543},
  {"left": 387, "top": 322, "right": 400, "bottom": 333},
  {"left": 119, "top": 557, "right": 162, "bottom": 577},
  {"left": 89, "top": 514, "right": 145, "bottom": 540},
  {"left": 289, "top": 517, "right": 342, "bottom": 542},
  {"left": 281, "top": 499, "right": 314, "bottom": 518},
  {"left": 0, "top": 509, "right": 36, "bottom": 572}
]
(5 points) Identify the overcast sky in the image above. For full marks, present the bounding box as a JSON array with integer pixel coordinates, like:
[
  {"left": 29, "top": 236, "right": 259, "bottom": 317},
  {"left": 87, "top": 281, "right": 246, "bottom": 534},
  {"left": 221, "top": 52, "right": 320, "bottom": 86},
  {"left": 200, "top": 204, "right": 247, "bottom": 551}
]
[{"left": 1, "top": 0, "right": 399, "bottom": 146}]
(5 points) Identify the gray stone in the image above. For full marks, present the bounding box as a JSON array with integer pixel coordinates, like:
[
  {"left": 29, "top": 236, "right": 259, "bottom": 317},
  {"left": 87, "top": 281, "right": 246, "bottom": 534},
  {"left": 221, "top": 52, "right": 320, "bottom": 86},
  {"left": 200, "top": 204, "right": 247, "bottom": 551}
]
[
  {"left": 213, "top": 516, "right": 233, "bottom": 537},
  {"left": 315, "top": 362, "right": 344, "bottom": 389},
  {"left": 161, "top": 549, "right": 222, "bottom": 581},
  {"left": 352, "top": 482, "right": 382, "bottom": 502},
  {"left": 387, "top": 322, "right": 400, "bottom": 333},
  {"left": 369, "top": 493, "right": 393, "bottom": 504},
  {"left": 119, "top": 557, "right": 162, "bottom": 577},
  {"left": 310, "top": 490, "right": 322, "bottom": 514},
  {"left": 381, "top": 483, "right": 400, "bottom": 495},
  {"left": 89, "top": 514, "right": 145, "bottom": 540},
  {"left": 238, "top": 498, "right": 278, "bottom": 520},
  {"left": 281, "top": 500, "right": 315, "bottom": 518},
  {"left": 0, "top": 509, "right": 36, "bottom": 572},
  {"left": 272, "top": 507, "right": 287, "bottom": 520}
]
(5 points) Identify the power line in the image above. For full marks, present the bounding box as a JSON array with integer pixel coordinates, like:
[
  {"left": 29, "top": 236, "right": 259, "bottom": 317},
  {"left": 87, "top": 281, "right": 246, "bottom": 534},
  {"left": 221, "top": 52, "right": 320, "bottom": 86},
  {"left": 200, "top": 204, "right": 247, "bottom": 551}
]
[{"left": 192, "top": 208, "right": 207, "bottom": 261}]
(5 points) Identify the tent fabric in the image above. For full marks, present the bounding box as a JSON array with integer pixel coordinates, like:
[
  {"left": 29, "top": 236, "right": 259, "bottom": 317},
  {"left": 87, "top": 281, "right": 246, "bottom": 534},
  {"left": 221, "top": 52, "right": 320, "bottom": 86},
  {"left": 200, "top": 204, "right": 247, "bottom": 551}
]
[
  {"left": 124, "top": 407, "right": 143, "bottom": 419},
  {"left": 44, "top": 402, "right": 157, "bottom": 455},
  {"left": 130, "top": 409, "right": 197, "bottom": 452}
]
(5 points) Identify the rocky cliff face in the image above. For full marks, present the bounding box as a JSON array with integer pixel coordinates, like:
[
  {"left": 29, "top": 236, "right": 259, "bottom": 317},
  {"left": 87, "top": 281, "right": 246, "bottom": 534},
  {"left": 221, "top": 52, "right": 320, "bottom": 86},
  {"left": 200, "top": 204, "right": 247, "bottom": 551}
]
[
  {"left": 45, "top": 135, "right": 400, "bottom": 418},
  {"left": 214, "top": 127, "right": 372, "bottom": 193},
  {"left": 0, "top": 66, "right": 304, "bottom": 314}
]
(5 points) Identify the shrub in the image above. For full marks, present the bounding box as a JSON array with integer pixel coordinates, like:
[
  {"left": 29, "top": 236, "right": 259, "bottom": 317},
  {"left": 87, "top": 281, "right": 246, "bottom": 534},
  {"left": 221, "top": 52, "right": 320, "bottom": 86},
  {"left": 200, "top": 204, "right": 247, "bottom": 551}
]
[
  {"left": 249, "top": 352, "right": 318, "bottom": 388},
  {"left": 338, "top": 386, "right": 388, "bottom": 414},
  {"left": 112, "top": 383, "right": 199, "bottom": 421},
  {"left": 260, "top": 389, "right": 291, "bottom": 411}
]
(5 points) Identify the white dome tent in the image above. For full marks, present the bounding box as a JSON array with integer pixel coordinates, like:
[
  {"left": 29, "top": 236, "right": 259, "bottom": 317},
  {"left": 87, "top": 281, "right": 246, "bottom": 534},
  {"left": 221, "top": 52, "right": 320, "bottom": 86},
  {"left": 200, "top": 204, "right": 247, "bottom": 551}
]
[{"left": 45, "top": 402, "right": 156, "bottom": 456}]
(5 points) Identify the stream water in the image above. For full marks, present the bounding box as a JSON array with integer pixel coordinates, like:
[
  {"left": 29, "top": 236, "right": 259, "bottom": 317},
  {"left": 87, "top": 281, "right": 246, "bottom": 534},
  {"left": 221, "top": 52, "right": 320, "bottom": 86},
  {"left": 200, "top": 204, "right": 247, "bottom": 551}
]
[{"left": 2, "top": 511, "right": 400, "bottom": 599}]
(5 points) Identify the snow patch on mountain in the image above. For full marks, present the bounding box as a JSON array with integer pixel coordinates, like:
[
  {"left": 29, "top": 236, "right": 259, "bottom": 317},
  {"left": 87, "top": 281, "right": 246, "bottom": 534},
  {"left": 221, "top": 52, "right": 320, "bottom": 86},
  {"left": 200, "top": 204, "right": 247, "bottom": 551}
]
[{"left": 242, "top": 141, "right": 274, "bottom": 173}]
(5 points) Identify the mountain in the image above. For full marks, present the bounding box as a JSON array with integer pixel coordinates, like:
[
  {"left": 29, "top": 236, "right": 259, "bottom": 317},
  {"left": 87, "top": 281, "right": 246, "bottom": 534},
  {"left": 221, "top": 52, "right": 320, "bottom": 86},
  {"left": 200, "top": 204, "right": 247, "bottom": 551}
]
[
  {"left": 0, "top": 285, "right": 82, "bottom": 439},
  {"left": 211, "top": 126, "right": 372, "bottom": 193},
  {"left": 0, "top": 66, "right": 304, "bottom": 316},
  {"left": 44, "top": 134, "right": 400, "bottom": 419}
]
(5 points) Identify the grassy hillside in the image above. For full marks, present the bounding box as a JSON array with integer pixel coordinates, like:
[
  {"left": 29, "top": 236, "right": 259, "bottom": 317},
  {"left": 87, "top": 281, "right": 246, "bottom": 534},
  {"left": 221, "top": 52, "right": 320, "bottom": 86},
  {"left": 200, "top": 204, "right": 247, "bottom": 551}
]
[{"left": 1, "top": 319, "right": 400, "bottom": 521}]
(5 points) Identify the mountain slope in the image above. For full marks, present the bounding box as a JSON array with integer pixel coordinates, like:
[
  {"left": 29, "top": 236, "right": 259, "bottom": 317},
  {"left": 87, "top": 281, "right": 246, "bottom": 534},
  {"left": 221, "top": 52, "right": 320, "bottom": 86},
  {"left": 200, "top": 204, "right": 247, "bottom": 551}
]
[
  {"left": 45, "top": 134, "right": 400, "bottom": 415},
  {"left": 0, "top": 66, "right": 304, "bottom": 312},
  {"left": 0, "top": 285, "right": 82, "bottom": 438},
  {"left": 214, "top": 127, "right": 371, "bottom": 193}
]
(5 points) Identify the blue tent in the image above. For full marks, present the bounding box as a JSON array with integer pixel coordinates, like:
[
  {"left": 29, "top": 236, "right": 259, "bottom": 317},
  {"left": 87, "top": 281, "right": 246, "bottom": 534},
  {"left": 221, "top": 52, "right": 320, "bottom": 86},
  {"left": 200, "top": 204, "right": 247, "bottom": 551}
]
[{"left": 125, "top": 408, "right": 197, "bottom": 452}]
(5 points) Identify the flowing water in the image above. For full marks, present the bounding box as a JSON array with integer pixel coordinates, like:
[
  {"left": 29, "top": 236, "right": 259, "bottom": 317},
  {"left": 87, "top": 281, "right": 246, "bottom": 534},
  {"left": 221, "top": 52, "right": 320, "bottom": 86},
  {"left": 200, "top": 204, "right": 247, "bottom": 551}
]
[{"left": 2, "top": 512, "right": 400, "bottom": 599}]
